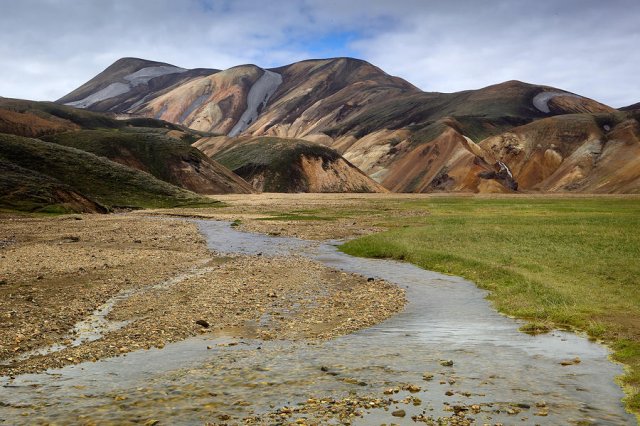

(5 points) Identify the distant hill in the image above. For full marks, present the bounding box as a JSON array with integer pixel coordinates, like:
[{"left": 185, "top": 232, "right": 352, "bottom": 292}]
[
  {"left": 620, "top": 102, "right": 640, "bottom": 111},
  {"left": 197, "top": 136, "right": 387, "bottom": 193}
]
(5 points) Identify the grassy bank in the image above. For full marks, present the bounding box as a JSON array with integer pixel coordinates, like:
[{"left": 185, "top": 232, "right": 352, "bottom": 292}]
[{"left": 339, "top": 196, "right": 640, "bottom": 414}]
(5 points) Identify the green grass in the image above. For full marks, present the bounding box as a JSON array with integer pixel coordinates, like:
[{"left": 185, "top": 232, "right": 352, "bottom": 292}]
[{"left": 339, "top": 196, "right": 640, "bottom": 416}]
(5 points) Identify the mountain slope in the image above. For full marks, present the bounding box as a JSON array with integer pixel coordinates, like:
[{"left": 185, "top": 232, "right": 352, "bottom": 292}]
[
  {"left": 199, "top": 136, "right": 387, "bottom": 193},
  {"left": 42, "top": 129, "right": 254, "bottom": 195},
  {"left": 137, "top": 64, "right": 264, "bottom": 134},
  {"left": 0, "top": 134, "right": 215, "bottom": 212},
  {"left": 477, "top": 112, "right": 640, "bottom": 193},
  {"left": 0, "top": 98, "right": 253, "bottom": 195},
  {"left": 57, "top": 58, "right": 219, "bottom": 112}
]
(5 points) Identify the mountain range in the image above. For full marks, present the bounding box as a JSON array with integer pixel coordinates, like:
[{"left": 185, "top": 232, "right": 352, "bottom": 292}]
[
  {"left": 0, "top": 56, "right": 638, "bottom": 212},
  {"left": 57, "top": 57, "right": 639, "bottom": 194}
]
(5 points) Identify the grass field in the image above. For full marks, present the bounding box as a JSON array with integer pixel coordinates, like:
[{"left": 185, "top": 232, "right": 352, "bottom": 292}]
[{"left": 337, "top": 196, "right": 640, "bottom": 414}]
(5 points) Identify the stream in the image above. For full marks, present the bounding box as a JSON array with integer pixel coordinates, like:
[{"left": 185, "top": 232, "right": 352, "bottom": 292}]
[{"left": 0, "top": 220, "right": 634, "bottom": 425}]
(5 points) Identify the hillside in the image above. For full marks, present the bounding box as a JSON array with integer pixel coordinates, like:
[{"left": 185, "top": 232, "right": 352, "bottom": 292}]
[
  {"left": 42, "top": 129, "right": 253, "bottom": 195},
  {"left": 0, "top": 98, "right": 253, "bottom": 196},
  {"left": 200, "top": 136, "right": 387, "bottom": 193},
  {"left": 0, "top": 134, "right": 215, "bottom": 213},
  {"left": 0, "top": 156, "right": 107, "bottom": 213},
  {"left": 621, "top": 102, "right": 640, "bottom": 111}
]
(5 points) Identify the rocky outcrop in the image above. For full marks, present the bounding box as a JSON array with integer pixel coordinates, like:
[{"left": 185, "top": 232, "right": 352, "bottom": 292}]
[{"left": 477, "top": 113, "right": 640, "bottom": 193}]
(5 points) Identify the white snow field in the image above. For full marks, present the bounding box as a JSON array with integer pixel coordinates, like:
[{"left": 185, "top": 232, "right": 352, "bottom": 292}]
[
  {"left": 228, "top": 70, "right": 283, "bottom": 137},
  {"left": 124, "top": 65, "right": 186, "bottom": 87},
  {"left": 65, "top": 66, "right": 187, "bottom": 109},
  {"left": 65, "top": 83, "right": 131, "bottom": 108},
  {"left": 532, "top": 91, "right": 582, "bottom": 113}
]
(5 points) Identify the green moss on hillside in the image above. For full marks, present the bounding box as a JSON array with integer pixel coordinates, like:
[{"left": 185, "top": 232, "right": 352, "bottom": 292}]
[
  {"left": 43, "top": 129, "right": 198, "bottom": 185},
  {"left": 0, "top": 133, "right": 215, "bottom": 211}
]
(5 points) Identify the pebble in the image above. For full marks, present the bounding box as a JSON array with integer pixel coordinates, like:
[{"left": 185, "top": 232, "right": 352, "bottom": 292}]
[
  {"left": 403, "top": 384, "right": 421, "bottom": 393},
  {"left": 422, "top": 372, "right": 434, "bottom": 381},
  {"left": 195, "top": 319, "right": 210, "bottom": 328},
  {"left": 391, "top": 409, "right": 406, "bottom": 417},
  {"left": 560, "top": 357, "right": 581, "bottom": 366}
]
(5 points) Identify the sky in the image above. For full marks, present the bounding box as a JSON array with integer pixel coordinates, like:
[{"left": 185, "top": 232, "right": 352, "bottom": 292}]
[{"left": 1, "top": 0, "right": 638, "bottom": 107}]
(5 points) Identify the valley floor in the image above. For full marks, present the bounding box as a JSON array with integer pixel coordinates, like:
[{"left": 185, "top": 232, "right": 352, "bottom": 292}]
[{"left": 2, "top": 193, "right": 640, "bottom": 420}]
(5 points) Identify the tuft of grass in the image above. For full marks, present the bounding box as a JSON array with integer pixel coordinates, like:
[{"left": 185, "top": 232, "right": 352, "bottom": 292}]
[{"left": 519, "top": 322, "right": 554, "bottom": 335}]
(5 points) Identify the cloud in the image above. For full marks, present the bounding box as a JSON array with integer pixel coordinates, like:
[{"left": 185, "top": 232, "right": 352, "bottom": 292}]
[
  {"left": 0, "top": 0, "right": 637, "bottom": 106},
  {"left": 350, "top": 0, "right": 640, "bottom": 106}
]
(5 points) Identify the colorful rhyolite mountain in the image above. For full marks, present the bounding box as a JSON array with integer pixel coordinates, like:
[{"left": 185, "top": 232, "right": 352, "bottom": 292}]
[{"left": 58, "top": 57, "right": 639, "bottom": 193}]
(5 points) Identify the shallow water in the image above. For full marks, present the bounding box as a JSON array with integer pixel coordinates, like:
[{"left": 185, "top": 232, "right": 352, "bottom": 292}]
[{"left": 0, "top": 220, "right": 634, "bottom": 425}]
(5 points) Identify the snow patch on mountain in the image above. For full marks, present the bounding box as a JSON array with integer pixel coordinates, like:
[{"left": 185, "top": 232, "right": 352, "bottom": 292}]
[
  {"left": 124, "top": 65, "right": 187, "bottom": 87},
  {"left": 65, "top": 66, "right": 186, "bottom": 109},
  {"left": 65, "top": 83, "right": 130, "bottom": 108},
  {"left": 533, "top": 91, "right": 582, "bottom": 113},
  {"left": 228, "top": 70, "right": 282, "bottom": 137}
]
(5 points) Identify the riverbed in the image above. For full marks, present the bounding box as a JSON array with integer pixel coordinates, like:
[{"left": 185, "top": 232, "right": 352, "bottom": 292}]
[{"left": 0, "top": 219, "right": 633, "bottom": 424}]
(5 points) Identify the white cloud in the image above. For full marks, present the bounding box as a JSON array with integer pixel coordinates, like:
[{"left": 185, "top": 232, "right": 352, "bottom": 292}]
[{"left": 0, "top": 0, "right": 637, "bottom": 106}]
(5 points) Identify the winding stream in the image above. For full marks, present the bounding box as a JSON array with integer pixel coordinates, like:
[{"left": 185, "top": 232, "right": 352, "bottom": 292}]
[{"left": 0, "top": 220, "right": 634, "bottom": 424}]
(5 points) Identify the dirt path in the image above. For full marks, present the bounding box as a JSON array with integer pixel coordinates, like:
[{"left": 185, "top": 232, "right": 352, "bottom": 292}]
[{"left": 0, "top": 213, "right": 404, "bottom": 376}]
